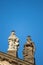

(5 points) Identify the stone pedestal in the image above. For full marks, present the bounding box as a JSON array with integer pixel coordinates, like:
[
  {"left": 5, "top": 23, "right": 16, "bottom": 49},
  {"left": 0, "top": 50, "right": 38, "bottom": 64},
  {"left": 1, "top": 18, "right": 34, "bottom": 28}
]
[{"left": 8, "top": 50, "right": 18, "bottom": 57}]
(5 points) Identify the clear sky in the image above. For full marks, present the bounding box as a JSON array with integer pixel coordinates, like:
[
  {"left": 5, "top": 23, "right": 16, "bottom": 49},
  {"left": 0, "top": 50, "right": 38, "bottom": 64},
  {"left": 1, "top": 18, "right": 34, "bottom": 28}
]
[{"left": 0, "top": 0, "right": 43, "bottom": 65}]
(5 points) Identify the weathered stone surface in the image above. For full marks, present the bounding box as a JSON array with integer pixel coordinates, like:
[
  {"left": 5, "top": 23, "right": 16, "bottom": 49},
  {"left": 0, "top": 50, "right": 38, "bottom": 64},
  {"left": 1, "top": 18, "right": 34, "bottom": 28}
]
[
  {"left": 8, "top": 31, "right": 19, "bottom": 57},
  {"left": 0, "top": 31, "right": 36, "bottom": 65},
  {"left": 23, "top": 36, "right": 35, "bottom": 65},
  {"left": 0, "top": 52, "right": 32, "bottom": 65}
]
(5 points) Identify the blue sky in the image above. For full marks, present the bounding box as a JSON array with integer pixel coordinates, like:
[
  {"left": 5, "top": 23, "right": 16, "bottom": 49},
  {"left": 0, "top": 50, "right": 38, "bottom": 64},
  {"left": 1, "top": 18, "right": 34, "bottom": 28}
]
[{"left": 0, "top": 0, "right": 43, "bottom": 65}]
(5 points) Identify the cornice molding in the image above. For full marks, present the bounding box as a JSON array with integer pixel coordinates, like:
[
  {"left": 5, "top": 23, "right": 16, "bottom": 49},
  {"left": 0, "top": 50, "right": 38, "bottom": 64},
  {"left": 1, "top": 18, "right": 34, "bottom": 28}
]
[{"left": 0, "top": 52, "right": 33, "bottom": 65}]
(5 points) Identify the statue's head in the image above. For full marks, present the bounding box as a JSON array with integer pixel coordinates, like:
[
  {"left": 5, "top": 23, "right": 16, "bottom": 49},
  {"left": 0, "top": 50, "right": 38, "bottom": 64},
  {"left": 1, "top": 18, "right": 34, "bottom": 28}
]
[
  {"left": 11, "top": 30, "right": 15, "bottom": 35},
  {"left": 27, "top": 35, "right": 32, "bottom": 42}
]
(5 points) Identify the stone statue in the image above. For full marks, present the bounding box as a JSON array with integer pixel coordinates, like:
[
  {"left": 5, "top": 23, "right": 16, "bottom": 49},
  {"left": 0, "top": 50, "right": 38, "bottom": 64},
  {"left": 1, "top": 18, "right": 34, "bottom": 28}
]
[
  {"left": 8, "top": 31, "right": 19, "bottom": 51},
  {"left": 26, "top": 36, "right": 35, "bottom": 55},
  {"left": 23, "top": 36, "right": 35, "bottom": 64}
]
